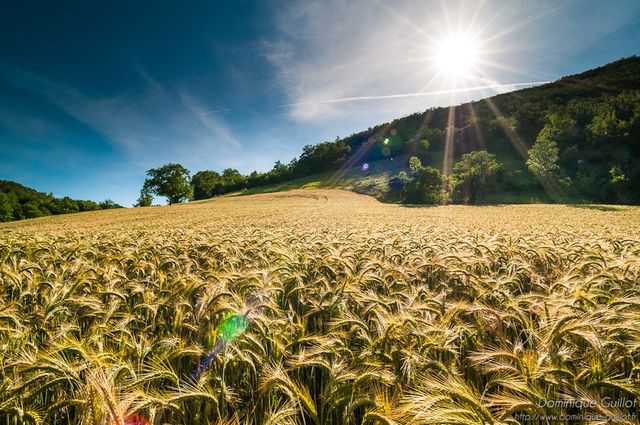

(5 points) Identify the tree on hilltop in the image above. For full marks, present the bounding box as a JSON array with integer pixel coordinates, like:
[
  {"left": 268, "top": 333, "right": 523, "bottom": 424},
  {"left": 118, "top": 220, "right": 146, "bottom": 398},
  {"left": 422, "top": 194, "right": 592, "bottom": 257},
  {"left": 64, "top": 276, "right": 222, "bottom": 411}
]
[{"left": 140, "top": 163, "right": 193, "bottom": 205}]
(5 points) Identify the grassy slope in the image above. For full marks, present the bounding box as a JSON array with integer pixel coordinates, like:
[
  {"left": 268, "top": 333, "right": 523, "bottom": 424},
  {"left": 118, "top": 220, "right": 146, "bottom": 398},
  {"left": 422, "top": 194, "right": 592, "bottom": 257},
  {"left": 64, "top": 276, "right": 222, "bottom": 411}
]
[
  {"left": 232, "top": 156, "right": 410, "bottom": 200},
  {"left": 231, "top": 153, "right": 551, "bottom": 204}
]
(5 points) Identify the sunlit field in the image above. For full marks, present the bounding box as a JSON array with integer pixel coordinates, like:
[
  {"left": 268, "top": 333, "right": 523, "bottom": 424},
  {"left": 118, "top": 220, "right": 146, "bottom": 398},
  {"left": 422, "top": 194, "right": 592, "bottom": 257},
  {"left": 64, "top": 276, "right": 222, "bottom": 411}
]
[{"left": 1, "top": 190, "right": 640, "bottom": 424}]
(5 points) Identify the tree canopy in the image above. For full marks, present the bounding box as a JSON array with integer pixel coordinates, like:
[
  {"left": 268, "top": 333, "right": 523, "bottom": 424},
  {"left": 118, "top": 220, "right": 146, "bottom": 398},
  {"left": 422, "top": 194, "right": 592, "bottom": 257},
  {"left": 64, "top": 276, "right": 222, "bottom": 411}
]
[
  {"left": 141, "top": 163, "right": 193, "bottom": 205},
  {"left": 452, "top": 151, "right": 501, "bottom": 204}
]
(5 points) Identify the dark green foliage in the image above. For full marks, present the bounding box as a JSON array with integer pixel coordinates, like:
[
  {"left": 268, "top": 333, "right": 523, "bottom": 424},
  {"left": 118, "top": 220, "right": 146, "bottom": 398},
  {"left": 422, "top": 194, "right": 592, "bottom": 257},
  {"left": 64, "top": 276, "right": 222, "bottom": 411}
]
[
  {"left": 389, "top": 171, "right": 410, "bottom": 191},
  {"left": 0, "top": 180, "right": 123, "bottom": 222},
  {"left": 98, "top": 199, "right": 121, "bottom": 209},
  {"left": 452, "top": 151, "right": 501, "bottom": 204},
  {"left": 394, "top": 157, "right": 446, "bottom": 204},
  {"left": 0, "top": 193, "right": 13, "bottom": 222},
  {"left": 405, "top": 138, "right": 430, "bottom": 163},
  {"left": 221, "top": 168, "right": 245, "bottom": 191},
  {"left": 142, "top": 163, "right": 194, "bottom": 205},
  {"left": 136, "top": 184, "right": 153, "bottom": 207},
  {"left": 191, "top": 170, "right": 223, "bottom": 200},
  {"left": 404, "top": 166, "right": 445, "bottom": 204},
  {"left": 188, "top": 139, "right": 352, "bottom": 198},
  {"left": 293, "top": 139, "right": 351, "bottom": 175}
]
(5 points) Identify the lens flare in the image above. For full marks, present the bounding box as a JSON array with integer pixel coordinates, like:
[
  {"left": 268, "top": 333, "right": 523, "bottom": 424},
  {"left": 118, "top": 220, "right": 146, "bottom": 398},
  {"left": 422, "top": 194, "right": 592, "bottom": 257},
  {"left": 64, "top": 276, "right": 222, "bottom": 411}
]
[
  {"left": 361, "top": 163, "right": 369, "bottom": 172},
  {"left": 123, "top": 413, "right": 149, "bottom": 425},
  {"left": 217, "top": 314, "right": 248, "bottom": 343},
  {"left": 160, "top": 297, "right": 264, "bottom": 424}
]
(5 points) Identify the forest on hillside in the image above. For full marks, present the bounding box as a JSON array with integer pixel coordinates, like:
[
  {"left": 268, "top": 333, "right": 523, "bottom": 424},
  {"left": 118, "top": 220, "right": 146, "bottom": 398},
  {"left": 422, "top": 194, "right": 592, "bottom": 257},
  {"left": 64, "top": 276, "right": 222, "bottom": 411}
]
[
  {"left": 0, "top": 180, "right": 122, "bottom": 222},
  {"left": 177, "top": 57, "right": 640, "bottom": 205}
]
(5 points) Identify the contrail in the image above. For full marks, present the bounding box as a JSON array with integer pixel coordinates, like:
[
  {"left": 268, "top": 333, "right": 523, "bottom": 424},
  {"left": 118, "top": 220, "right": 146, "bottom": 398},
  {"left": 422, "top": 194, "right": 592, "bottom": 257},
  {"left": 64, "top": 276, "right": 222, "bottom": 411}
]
[{"left": 289, "top": 81, "right": 551, "bottom": 106}]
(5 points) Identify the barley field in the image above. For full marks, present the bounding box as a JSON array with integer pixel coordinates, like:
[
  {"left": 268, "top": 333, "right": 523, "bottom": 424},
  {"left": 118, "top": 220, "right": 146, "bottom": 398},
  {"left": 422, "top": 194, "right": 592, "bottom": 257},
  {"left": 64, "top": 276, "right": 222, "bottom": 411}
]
[{"left": 1, "top": 190, "right": 639, "bottom": 425}]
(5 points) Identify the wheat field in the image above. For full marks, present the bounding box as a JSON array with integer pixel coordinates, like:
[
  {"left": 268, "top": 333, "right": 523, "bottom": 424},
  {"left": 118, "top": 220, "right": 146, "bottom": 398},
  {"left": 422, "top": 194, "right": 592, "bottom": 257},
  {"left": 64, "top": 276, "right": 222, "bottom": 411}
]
[{"left": 1, "top": 190, "right": 639, "bottom": 425}]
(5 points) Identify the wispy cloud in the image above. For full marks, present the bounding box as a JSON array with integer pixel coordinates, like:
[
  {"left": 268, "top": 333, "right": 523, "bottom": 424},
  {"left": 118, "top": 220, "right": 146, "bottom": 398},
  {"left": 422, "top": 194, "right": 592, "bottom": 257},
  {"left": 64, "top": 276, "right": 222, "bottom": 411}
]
[
  {"left": 288, "top": 81, "right": 550, "bottom": 105},
  {"left": 1, "top": 65, "right": 241, "bottom": 169},
  {"left": 196, "top": 109, "right": 230, "bottom": 116}
]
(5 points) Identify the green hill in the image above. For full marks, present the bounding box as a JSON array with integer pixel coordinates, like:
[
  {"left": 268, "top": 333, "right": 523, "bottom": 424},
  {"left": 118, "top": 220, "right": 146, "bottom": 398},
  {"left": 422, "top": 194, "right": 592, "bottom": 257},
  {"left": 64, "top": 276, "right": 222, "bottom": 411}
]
[
  {"left": 190, "top": 56, "right": 640, "bottom": 205},
  {"left": 0, "top": 180, "right": 122, "bottom": 222}
]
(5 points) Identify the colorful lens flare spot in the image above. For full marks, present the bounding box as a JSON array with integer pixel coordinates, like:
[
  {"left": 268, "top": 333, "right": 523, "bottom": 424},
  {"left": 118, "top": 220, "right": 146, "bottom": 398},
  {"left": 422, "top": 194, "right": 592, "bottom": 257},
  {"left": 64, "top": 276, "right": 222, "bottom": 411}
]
[
  {"left": 361, "top": 163, "right": 369, "bottom": 172},
  {"left": 217, "top": 314, "right": 248, "bottom": 343},
  {"left": 383, "top": 138, "right": 389, "bottom": 145},
  {"left": 123, "top": 413, "right": 149, "bottom": 425}
]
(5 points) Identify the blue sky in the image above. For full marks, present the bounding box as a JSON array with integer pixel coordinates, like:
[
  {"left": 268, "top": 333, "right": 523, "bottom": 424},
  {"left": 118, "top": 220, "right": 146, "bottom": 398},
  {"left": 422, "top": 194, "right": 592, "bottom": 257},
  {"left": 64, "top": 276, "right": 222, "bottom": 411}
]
[{"left": 1, "top": 0, "right": 639, "bottom": 206}]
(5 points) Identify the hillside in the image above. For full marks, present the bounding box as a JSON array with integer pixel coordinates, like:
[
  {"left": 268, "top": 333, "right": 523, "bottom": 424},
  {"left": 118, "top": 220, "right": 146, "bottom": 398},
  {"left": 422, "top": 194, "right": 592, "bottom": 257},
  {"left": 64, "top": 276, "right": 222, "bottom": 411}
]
[
  {"left": 189, "top": 56, "right": 640, "bottom": 205},
  {"left": 0, "top": 180, "right": 122, "bottom": 222}
]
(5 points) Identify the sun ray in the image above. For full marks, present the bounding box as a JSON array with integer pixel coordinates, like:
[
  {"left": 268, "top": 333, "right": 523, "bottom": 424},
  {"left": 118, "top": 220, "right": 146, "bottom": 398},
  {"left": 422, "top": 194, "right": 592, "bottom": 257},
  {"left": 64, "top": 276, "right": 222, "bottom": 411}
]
[
  {"left": 466, "top": 102, "right": 487, "bottom": 152},
  {"left": 481, "top": 95, "right": 567, "bottom": 202},
  {"left": 323, "top": 123, "right": 393, "bottom": 186},
  {"left": 442, "top": 106, "right": 456, "bottom": 175},
  {"left": 372, "top": 0, "right": 439, "bottom": 44}
]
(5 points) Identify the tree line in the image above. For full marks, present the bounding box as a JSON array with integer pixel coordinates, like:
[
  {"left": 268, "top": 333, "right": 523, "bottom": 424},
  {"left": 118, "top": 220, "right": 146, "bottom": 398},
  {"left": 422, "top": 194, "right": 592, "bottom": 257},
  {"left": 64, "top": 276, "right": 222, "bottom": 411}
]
[
  {"left": 0, "top": 180, "right": 122, "bottom": 223},
  {"left": 135, "top": 139, "right": 354, "bottom": 206}
]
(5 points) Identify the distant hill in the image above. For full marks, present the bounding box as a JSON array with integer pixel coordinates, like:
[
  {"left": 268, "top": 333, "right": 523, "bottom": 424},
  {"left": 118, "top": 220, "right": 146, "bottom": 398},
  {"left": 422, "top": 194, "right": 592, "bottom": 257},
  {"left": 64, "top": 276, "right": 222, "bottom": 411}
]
[
  {"left": 0, "top": 180, "right": 122, "bottom": 222},
  {"left": 189, "top": 56, "right": 640, "bottom": 205}
]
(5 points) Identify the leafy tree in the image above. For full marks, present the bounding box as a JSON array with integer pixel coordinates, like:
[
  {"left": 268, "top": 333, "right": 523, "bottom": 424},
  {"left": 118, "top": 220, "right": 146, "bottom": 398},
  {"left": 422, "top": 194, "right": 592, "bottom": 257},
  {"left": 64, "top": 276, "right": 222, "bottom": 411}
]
[
  {"left": 609, "top": 165, "right": 633, "bottom": 203},
  {"left": 191, "top": 171, "right": 222, "bottom": 200},
  {"left": 136, "top": 183, "right": 154, "bottom": 207},
  {"left": 403, "top": 167, "right": 442, "bottom": 204},
  {"left": 390, "top": 171, "right": 409, "bottom": 189},
  {"left": 294, "top": 140, "right": 351, "bottom": 175},
  {"left": 452, "top": 151, "right": 501, "bottom": 204},
  {"left": 99, "top": 199, "right": 122, "bottom": 209},
  {"left": 409, "top": 156, "right": 423, "bottom": 173},
  {"left": 526, "top": 113, "right": 576, "bottom": 201},
  {"left": 0, "top": 180, "right": 120, "bottom": 222},
  {"left": 48, "top": 197, "right": 80, "bottom": 214},
  {"left": 76, "top": 200, "right": 102, "bottom": 212},
  {"left": 403, "top": 166, "right": 444, "bottom": 204},
  {"left": 588, "top": 108, "right": 628, "bottom": 140},
  {"left": 388, "top": 171, "right": 410, "bottom": 201},
  {"left": 221, "top": 168, "right": 245, "bottom": 191},
  {"left": 270, "top": 161, "right": 289, "bottom": 181},
  {"left": 610, "top": 166, "right": 627, "bottom": 184},
  {"left": 22, "top": 201, "right": 46, "bottom": 218},
  {"left": 142, "top": 163, "right": 193, "bottom": 205},
  {"left": 526, "top": 127, "right": 560, "bottom": 178},
  {"left": 397, "top": 157, "right": 445, "bottom": 204}
]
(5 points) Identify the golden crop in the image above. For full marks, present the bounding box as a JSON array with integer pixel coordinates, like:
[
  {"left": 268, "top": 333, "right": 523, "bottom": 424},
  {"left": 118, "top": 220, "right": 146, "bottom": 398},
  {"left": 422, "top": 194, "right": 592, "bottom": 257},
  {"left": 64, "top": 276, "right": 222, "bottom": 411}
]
[{"left": 1, "top": 190, "right": 639, "bottom": 424}]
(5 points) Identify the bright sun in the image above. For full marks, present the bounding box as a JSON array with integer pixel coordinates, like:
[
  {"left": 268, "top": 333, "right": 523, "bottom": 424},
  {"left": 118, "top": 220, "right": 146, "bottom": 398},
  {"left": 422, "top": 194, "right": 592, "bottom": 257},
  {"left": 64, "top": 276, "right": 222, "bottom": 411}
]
[{"left": 433, "top": 34, "right": 479, "bottom": 79}]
